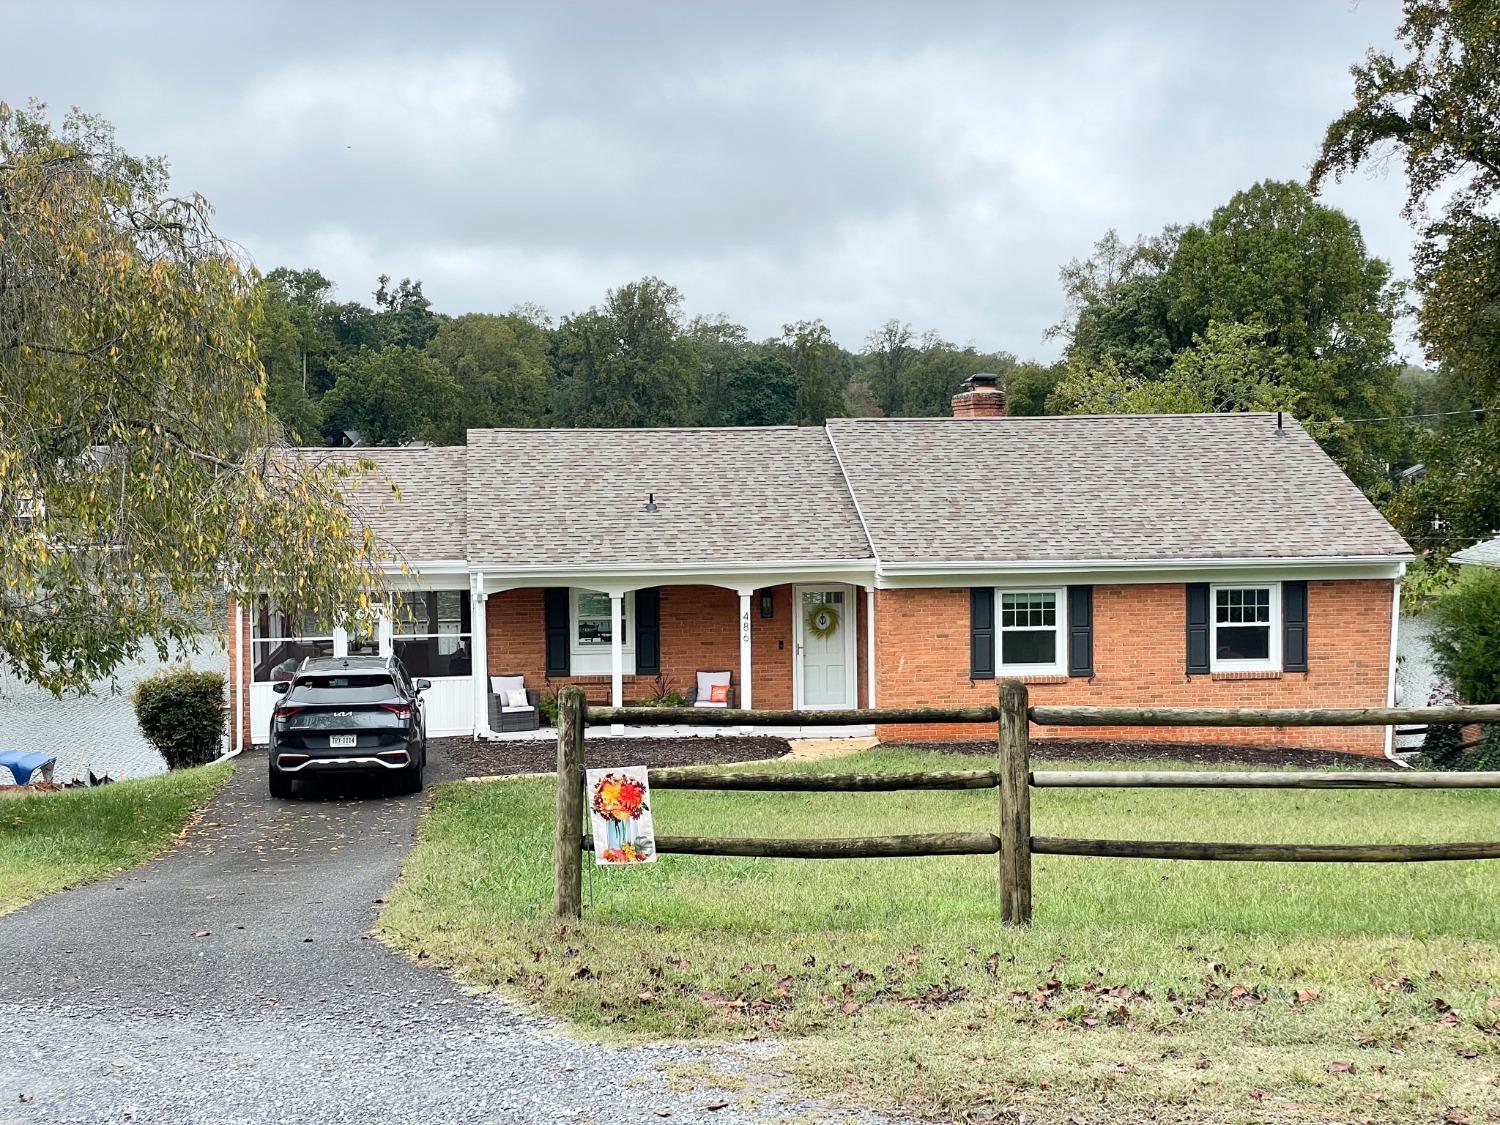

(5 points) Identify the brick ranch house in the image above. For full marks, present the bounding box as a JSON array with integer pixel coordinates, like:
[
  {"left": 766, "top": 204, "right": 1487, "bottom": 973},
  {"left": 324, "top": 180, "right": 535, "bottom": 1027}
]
[{"left": 227, "top": 380, "right": 1412, "bottom": 755}]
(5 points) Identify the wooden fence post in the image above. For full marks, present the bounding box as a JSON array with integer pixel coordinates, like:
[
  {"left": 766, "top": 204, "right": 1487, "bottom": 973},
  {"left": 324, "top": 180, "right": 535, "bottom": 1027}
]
[
  {"left": 998, "top": 678, "right": 1032, "bottom": 925},
  {"left": 553, "top": 685, "right": 586, "bottom": 919}
]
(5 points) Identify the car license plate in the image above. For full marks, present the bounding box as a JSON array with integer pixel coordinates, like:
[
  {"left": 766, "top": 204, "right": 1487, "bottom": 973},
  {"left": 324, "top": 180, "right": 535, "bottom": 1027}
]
[{"left": 329, "top": 734, "right": 357, "bottom": 749}]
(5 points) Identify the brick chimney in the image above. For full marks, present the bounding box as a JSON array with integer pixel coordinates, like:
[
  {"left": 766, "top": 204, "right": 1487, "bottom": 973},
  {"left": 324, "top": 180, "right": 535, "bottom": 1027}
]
[{"left": 951, "top": 372, "right": 1006, "bottom": 417}]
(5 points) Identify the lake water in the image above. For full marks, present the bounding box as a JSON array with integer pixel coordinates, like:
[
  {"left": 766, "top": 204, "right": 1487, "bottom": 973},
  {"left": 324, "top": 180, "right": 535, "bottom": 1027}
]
[{"left": 0, "top": 638, "right": 226, "bottom": 784}]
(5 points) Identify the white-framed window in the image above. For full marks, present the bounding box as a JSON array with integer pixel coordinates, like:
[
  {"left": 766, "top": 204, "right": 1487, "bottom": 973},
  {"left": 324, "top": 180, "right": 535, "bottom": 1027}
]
[
  {"left": 390, "top": 590, "right": 473, "bottom": 679},
  {"left": 570, "top": 589, "right": 635, "bottom": 675},
  {"left": 1210, "top": 583, "right": 1281, "bottom": 672},
  {"left": 996, "top": 587, "right": 1067, "bottom": 676},
  {"left": 251, "top": 599, "right": 334, "bottom": 683}
]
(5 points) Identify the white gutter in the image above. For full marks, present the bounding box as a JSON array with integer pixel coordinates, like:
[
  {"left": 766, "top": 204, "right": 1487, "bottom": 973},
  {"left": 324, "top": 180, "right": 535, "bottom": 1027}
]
[
  {"left": 1385, "top": 565, "right": 1411, "bottom": 768},
  {"left": 877, "top": 553, "right": 1415, "bottom": 576},
  {"left": 472, "top": 558, "right": 876, "bottom": 579}
]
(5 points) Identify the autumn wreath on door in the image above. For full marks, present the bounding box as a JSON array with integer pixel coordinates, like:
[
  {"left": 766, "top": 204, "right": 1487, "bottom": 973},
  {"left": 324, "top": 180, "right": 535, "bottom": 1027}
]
[{"left": 805, "top": 601, "right": 841, "bottom": 639}]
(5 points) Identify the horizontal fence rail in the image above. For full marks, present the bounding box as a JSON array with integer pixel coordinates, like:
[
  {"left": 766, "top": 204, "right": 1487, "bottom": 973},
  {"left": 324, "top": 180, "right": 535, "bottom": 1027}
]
[
  {"left": 1029, "top": 703, "right": 1500, "bottom": 728},
  {"left": 587, "top": 704, "right": 1000, "bottom": 726},
  {"left": 583, "top": 831, "right": 1000, "bottom": 859},
  {"left": 552, "top": 683, "right": 1500, "bottom": 925},
  {"left": 587, "top": 703, "right": 1500, "bottom": 728},
  {"left": 1032, "top": 837, "right": 1500, "bottom": 863},
  {"left": 1030, "top": 769, "right": 1500, "bottom": 789},
  {"left": 647, "top": 766, "right": 999, "bottom": 791}
]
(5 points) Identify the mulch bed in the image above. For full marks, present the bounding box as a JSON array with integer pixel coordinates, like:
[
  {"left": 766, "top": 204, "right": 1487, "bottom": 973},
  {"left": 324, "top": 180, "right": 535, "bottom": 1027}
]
[
  {"left": 439, "top": 735, "right": 792, "bottom": 778},
  {"left": 920, "top": 738, "right": 1401, "bottom": 769}
]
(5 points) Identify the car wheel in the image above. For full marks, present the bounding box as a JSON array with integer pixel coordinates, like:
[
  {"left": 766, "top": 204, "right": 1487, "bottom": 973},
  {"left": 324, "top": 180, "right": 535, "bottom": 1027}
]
[
  {"left": 398, "top": 758, "right": 424, "bottom": 795},
  {"left": 269, "top": 766, "right": 295, "bottom": 799}
]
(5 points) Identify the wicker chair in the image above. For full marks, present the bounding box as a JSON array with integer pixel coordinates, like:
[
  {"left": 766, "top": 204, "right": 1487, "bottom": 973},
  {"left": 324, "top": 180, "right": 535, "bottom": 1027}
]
[
  {"left": 488, "top": 675, "right": 542, "bottom": 733},
  {"left": 686, "top": 670, "right": 736, "bottom": 709}
]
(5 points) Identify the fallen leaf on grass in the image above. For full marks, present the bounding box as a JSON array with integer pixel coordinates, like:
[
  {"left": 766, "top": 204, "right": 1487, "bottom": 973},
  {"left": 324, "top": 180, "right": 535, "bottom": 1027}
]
[
  {"left": 192, "top": 930, "right": 210, "bottom": 938},
  {"left": 1293, "top": 988, "right": 1321, "bottom": 1006},
  {"left": 1328, "top": 1060, "right": 1356, "bottom": 1075},
  {"left": 840, "top": 1001, "right": 862, "bottom": 1016},
  {"left": 1444, "top": 1110, "right": 1470, "bottom": 1124}
]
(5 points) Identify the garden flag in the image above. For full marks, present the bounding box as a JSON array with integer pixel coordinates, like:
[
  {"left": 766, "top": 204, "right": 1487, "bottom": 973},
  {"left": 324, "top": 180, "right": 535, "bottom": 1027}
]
[{"left": 587, "top": 765, "right": 657, "bottom": 865}]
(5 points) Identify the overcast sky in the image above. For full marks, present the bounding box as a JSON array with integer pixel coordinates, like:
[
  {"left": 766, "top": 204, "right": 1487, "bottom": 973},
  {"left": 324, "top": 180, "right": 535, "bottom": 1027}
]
[{"left": 9, "top": 1, "right": 1414, "bottom": 359}]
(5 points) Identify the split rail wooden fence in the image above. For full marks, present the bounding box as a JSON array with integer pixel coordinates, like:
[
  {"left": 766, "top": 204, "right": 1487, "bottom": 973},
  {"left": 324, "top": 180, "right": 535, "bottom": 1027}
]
[{"left": 552, "top": 682, "right": 1500, "bottom": 925}]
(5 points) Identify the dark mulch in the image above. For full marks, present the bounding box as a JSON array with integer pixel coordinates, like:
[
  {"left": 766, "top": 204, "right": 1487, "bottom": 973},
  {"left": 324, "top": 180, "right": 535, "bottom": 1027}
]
[
  {"left": 918, "top": 738, "right": 1401, "bottom": 769},
  {"left": 436, "top": 735, "right": 792, "bottom": 778}
]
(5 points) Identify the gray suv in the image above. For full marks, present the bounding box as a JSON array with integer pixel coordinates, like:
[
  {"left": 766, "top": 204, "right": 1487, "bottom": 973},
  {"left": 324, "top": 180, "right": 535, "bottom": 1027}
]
[{"left": 267, "top": 656, "right": 428, "bottom": 798}]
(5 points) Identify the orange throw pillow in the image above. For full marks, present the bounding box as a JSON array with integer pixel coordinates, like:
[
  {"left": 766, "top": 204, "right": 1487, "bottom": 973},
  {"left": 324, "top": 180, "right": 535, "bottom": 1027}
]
[{"left": 709, "top": 683, "right": 730, "bottom": 703}]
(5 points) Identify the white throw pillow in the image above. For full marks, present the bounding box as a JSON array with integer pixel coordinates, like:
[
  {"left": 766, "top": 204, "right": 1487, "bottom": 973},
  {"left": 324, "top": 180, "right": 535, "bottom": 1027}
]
[
  {"left": 504, "top": 688, "right": 529, "bottom": 710},
  {"left": 695, "top": 670, "right": 731, "bottom": 708},
  {"left": 491, "top": 675, "right": 525, "bottom": 697}
]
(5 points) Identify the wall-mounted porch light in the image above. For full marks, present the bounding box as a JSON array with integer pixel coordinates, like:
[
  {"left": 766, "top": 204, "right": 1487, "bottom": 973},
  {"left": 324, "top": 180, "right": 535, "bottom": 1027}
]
[{"left": 759, "top": 589, "right": 774, "bottom": 619}]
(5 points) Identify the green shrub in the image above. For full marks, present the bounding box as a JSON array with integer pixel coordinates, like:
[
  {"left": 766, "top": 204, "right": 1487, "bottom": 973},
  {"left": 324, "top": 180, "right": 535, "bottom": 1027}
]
[
  {"left": 1429, "top": 568, "right": 1500, "bottom": 707},
  {"left": 132, "top": 667, "right": 226, "bottom": 769}
]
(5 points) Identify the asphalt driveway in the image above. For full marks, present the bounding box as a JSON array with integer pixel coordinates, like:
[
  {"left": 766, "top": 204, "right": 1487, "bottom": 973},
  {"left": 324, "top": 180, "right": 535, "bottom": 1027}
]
[{"left": 0, "top": 745, "right": 889, "bottom": 1124}]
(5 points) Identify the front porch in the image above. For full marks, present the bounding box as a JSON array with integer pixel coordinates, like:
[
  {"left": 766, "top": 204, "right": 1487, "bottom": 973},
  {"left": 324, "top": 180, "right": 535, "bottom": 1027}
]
[{"left": 471, "top": 574, "right": 878, "bottom": 740}]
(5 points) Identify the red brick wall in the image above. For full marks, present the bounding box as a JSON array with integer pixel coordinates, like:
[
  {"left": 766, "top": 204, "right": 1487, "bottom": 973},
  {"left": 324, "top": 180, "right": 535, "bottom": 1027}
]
[
  {"left": 487, "top": 584, "right": 796, "bottom": 709},
  {"left": 874, "top": 580, "right": 1394, "bottom": 754},
  {"left": 227, "top": 596, "right": 253, "bottom": 748}
]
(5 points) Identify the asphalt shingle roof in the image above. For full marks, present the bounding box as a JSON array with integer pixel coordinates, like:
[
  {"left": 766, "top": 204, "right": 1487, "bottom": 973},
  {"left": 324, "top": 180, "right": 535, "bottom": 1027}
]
[
  {"left": 826, "top": 414, "right": 1411, "bottom": 564},
  {"left": 463, "top": 427, "right": 872, "bottom": 567},
  {"left": 302, "top": 446, "right": 468, "bottom": 561},
  {"left": 1452, "top": 535, "right": 1500, "bottom": 568}
]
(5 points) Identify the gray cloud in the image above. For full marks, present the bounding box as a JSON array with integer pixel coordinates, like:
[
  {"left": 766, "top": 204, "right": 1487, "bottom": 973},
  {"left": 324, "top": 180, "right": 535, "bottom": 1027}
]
[{"left": 8, "top": 0, "right": 1414, "bottom": 357}]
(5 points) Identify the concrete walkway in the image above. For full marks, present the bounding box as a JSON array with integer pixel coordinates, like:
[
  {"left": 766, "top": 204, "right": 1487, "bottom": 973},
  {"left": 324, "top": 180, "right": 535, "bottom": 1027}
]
[{"left": 0, "top": 747, "right": 893, "bottom": 1124}]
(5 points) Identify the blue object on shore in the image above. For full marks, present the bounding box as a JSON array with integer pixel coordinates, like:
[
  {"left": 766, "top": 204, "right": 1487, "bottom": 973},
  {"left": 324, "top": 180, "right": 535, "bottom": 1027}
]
[{"left": 0, "top": 750, "right": 56, "bottom": 786}]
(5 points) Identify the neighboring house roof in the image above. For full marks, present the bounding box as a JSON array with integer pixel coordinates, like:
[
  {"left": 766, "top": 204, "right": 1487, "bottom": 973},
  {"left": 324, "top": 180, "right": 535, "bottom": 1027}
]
[
  {"left": 1451, "top": 535, "right": 1500, "bottom": 568},
  {"left": 464, "top": 427, "right": 872, "bottom": 568},
  {"left": 301, "top": 446, "right": 468, "bottom": 561},
  {"left": 826, "top": 414, "right": 1411, "bottom": 565}
]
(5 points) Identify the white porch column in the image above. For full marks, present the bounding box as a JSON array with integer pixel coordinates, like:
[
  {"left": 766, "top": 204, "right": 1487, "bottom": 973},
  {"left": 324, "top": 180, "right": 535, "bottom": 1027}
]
[
  {"left": 470, "top": 577, "right": 491, "bottom": 738},
  {"left": 610, "top": 592, "right": 625, "bottom": 735},
  {"left": 738, "top": 591, "right": 753, "bottom": 711},
  {"left": 865, "top": 584, "right": 876, "bottom": 709}
]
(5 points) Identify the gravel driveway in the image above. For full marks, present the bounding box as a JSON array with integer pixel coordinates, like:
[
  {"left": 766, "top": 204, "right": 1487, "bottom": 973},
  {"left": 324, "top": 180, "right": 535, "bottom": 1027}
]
[{"left": 0, "top": 745, "right": 892, "bottom": 1124}]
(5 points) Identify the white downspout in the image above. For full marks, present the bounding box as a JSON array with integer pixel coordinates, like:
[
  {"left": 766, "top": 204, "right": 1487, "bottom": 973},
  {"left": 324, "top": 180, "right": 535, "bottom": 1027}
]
[
  {"left": 1384, "top": 564, "right": 1410, "bottom": 767},
  {"left": 865, "top": 584, "right": 877, "bottom": 709},
  {"left": 228, "top": 597, "right": 245, "bottom": 759}
]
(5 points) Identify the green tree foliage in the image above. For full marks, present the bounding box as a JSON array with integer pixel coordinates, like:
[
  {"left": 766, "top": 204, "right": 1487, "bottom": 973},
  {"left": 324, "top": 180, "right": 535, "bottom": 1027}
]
[
  {"left": 725, "top": 344, "right": 797, "bottom": 426},
  {"left": 558, "top": 277, "right": 699, "bottom": 427},
  {"left": 900, "top": 334, "right": 1015, "bottom": 417},
  {"left": 424, "top": 311, "right": 554, "bottom": 431},
  {"left": 688, "top": 314, "right": 751, "bottom": 427},
  {"left": 863, "top": 319, "right": 916, "bottom": 416},
  {"left": 253, "top": 267, "right": 334, "bottom": 443},
  {"left": 132, "top": 667, "right": 226, "bottom": 769},
  {"left": 1050, "top": 182, "right": 1404, "bottom": 493},
  {"left": 782, "top": 319, "right": 845, "bottom": 425},
  {"left": 321, "top": 347, "right": 465, "bottom": 445},
  {"left": 373, "top": 274, "right": 441, "bottom": 349},
  {"left": 1313, "top": 0, "right": 1500, "bottom": 555},
  {"left": 1430, "top": 567, "right": 1500, "bottom": 706},
  {"left": 1050, "top": 322, "right": 1302, "bottom": 416},
  {"left": 1004, "top": 361, "right": 1065, "bottom": 416},
  {"left": 0, "top": 103, "right": 383, "bottom": 692}
]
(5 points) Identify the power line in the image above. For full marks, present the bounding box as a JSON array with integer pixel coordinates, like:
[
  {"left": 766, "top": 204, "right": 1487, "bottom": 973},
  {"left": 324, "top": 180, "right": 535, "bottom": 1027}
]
[{"left": 1304, "top": 406, "right": 1488, "bottom": 426}]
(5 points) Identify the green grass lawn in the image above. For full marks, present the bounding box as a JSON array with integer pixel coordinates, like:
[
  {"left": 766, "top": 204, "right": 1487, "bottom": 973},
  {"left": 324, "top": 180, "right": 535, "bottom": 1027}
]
[
  {"left": 380, "top": 748, "right": 1500, "bottom": 1123},
  {"left": 0, "top": 761, "right": 233, "bottom": 914}
]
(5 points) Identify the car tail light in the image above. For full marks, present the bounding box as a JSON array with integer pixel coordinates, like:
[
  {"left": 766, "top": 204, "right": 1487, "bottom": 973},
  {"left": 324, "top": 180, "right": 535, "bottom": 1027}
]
[
  {"left": 379, "top": 703, "right": 412, "bottom": 721},
  {"left": 275, "top": 706, "right": 307, "bottom": 728}
]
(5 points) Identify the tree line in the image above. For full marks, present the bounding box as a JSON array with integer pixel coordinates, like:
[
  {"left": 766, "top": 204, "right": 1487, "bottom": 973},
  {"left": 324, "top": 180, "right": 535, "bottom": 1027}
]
[{"left": 254, "top": 271, "right": 1019, "bottom": 446}]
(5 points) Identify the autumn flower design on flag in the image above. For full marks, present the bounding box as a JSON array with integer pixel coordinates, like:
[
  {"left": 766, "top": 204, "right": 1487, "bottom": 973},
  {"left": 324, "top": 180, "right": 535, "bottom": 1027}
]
[{"left": 586, "top": 765, "right": 657, "bottom": 865}]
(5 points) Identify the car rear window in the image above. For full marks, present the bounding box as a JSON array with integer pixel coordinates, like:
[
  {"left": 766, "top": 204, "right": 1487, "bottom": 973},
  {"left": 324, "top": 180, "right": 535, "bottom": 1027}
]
[
  {"left": 287, "top": 676, "right": 398, "bottom": 705},
  {"left": 296, "top": 674, "right": 392, "bottom": 689}
]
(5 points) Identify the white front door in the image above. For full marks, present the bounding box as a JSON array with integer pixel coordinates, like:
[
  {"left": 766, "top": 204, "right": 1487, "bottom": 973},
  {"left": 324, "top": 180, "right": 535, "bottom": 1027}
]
[{"left": 795, "top": 584, "right": 854, "bottom": 709}]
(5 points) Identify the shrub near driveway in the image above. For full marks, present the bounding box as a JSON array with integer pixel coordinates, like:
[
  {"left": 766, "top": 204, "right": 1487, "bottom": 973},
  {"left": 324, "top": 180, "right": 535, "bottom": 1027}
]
[
  {"left": 380, "top": 749, "right": 1500, "bottom": 1124},
  {"left": 0, "top": 762, "right": 232, "bottom": 913},
  {"left": 132, "top": 667, "right": 227, "bottom": 769}
]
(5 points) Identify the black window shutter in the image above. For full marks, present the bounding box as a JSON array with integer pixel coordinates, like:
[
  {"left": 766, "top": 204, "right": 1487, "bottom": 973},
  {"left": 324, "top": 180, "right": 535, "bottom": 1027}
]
[
  {"left": 635, "top": 587, "right": 661, "bottom": 675},
  {"left": 1185, "top": 583, "right": 1210, "bottom": 675},
  {"left": 1067, "top": 585, "right": 1093, "bottom": 678},
  {"left": 970, "top": 587, "right": 995, "bottom": 680},
  {"left": 1283, "top": 580, "right": 1308, "bottom": 672},
  {"left": 544, "top": 588, "right": 570, "bottom": 677}
]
